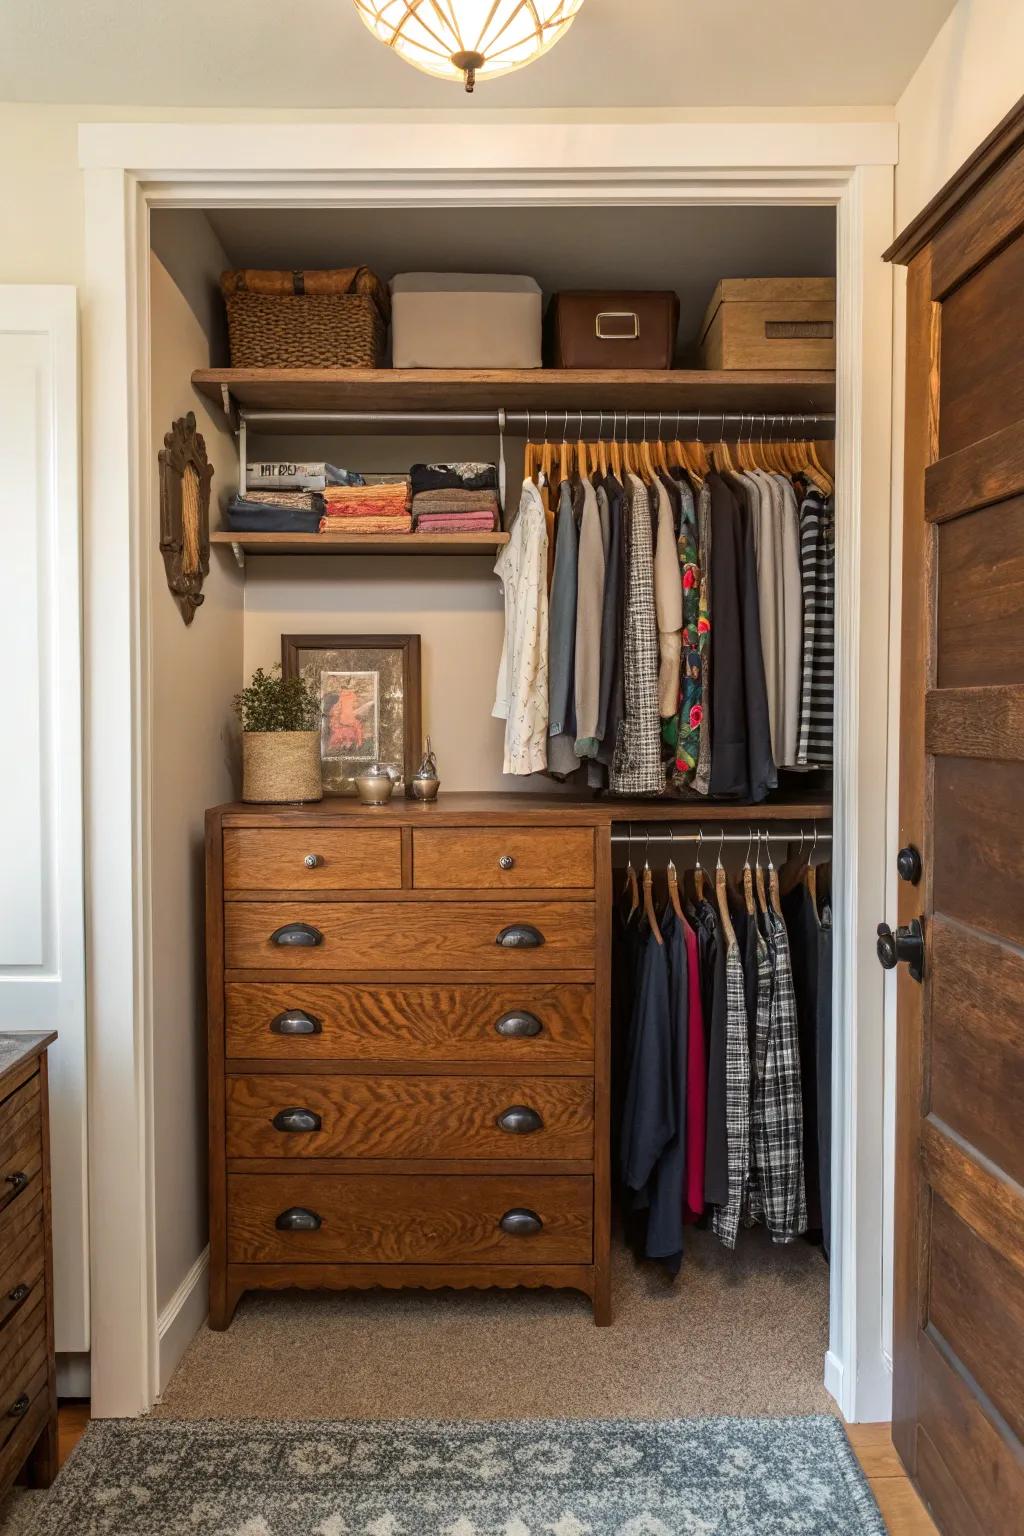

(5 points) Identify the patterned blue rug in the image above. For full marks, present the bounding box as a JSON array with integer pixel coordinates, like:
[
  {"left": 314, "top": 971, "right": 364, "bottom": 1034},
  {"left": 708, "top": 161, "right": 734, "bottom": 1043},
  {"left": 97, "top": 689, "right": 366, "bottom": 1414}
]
[{"left": 22, "top": 1416, "right": 885, "bottom": 1535}]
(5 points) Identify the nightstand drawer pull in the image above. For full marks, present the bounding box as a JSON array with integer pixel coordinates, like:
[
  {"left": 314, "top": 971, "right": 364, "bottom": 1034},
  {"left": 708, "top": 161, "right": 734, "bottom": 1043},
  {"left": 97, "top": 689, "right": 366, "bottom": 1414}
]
[
  {"left": 270, "top": 922, "right": 323, "bottom": 948},
  {"left": 272, "top": 1107, "right": 322, "bottom": 1134},
  {"left": 7, "top": 1394, "right": 29, "bottom": 1419},
  {"left": 495, "top": 924, "right": 544, "bottom": 949},
  {"left": 499, "top": 1208, "right": 543, "bottom": 1237},
  {"left": 304, "top": 854, "right": 321, "bottom": 869},
  {"left": 497, "top": 1105, "right": 543, "bottom": 1135},
  {"left": 1, "top": 1172, "right": 28, "bottom": 1211},
  {"left": 270, "top": 1009, "right": 322, "bottom": 1036},
  {"left": 275, "top": 1207, "right": 322, "bottom": 1232},
  {"left": 6, "top": 1283, "right": 30, "bottom": 1309},
  {"left": 498, "top": 855, "right": 515, "bottom": 870},
  {"left": 494, "top": 1010, "right": 543, "bottom": 1039}
]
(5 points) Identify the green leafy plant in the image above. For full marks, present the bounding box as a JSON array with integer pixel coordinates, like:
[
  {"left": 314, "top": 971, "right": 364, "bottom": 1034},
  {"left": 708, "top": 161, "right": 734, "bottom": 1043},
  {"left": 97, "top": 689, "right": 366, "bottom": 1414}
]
[{"left": 233, "top": 665, "right": 321, "bottom": 733}]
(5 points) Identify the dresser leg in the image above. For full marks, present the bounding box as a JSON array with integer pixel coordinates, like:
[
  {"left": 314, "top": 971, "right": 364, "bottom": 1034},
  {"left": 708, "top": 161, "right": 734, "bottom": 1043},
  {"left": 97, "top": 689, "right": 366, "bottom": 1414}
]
[
  {"left": 591, "top": 1270, "right": 612, "bottom": 1327},
  {"left": 25, "top": 1412, "right": 59, "bottom": 1488},
  {"left": 209, "top": 1277, "right": 242, "bottom": 1331}
]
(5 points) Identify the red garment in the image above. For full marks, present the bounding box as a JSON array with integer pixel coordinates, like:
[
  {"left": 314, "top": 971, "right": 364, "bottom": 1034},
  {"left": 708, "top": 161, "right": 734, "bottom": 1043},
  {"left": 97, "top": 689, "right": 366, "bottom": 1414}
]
[{"left": 683, "top": 916, "right": 706, "bottom": 1221}]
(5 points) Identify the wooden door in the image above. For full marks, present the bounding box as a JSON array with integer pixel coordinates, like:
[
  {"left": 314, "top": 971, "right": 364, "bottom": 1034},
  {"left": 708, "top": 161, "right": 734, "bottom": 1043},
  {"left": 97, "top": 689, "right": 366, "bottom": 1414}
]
[{"left": 885, "top": 100, "right": 1024, "bottom": 1535}]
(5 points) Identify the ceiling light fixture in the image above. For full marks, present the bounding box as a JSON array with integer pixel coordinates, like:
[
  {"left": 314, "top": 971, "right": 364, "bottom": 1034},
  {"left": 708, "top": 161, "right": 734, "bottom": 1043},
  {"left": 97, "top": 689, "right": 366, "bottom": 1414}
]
[{"left": 353, "top": 1, "right": 585, "bottom": 93}]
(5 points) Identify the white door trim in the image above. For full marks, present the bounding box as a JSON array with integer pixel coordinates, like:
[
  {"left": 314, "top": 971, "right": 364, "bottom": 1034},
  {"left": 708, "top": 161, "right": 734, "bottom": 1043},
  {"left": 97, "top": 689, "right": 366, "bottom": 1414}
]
[{"left": 78, "top": 118, "right": 897, "bottom": 1421}]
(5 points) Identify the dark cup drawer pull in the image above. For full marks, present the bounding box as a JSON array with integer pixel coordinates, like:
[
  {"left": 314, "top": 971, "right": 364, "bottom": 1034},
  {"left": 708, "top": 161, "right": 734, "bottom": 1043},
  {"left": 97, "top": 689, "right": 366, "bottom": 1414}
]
[
  {"left": 7, "top": 1394, "right": 29, "bottom": 1419},
  {"left": 497, "top": 1105, "right": 544, "bottom": 1135},
  {"left": 272, "top": 1107, "right": 322, "bottom": 1134},
  {"left": 270, "top": 1009, "right": 322, "bottom": 1036},
  {"left": 270, "top": 923, "right": 323, "bottom": 948},
  {"left": 1, "top": 1173, "right": 28, "bottom": 1210},
  {"left": 495, "top": 924, "right": 545, "bottom": 950},
  {"left": 494, "top": 1010, "right": 543, "bottom": 1039},
  {"left": 275, "top": 1207, "right": 322, "bottom": 1232},
  {"left": 499, "top": 1207, "right": 543, "bottom": 1237},
  {"left": 5, "top": 1283, "right": 30, "bottom": 1310}
]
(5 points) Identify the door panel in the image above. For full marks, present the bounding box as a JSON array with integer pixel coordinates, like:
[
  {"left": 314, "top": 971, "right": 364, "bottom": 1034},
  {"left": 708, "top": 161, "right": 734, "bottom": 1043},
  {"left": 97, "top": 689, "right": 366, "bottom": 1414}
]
[{"left": 887, "top": 101, "right": 1024, "bottom": 1535}]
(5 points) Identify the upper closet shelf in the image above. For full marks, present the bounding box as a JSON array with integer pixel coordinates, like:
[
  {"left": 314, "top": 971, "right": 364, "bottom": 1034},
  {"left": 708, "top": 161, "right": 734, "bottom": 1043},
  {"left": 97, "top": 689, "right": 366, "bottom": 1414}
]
[{"left": 192, "top": 367, "right": 836, "bottom": 433}]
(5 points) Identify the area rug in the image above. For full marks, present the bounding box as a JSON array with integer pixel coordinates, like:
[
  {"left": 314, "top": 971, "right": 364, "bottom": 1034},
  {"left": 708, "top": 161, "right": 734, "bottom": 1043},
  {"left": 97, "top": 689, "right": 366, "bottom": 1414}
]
[{"left": 18, "top": 1416, "right": 884, "bottom": 1536}]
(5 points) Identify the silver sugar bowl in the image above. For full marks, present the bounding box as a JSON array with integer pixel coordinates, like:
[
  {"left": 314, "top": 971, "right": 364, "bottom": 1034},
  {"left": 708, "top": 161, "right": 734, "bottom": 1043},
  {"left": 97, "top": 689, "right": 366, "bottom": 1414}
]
[
  {"left": 354, "top": 762, "right": 397, "bottom": 805},
  {"left": 411, "top": 737, "right": 440, "bottom": 802}
]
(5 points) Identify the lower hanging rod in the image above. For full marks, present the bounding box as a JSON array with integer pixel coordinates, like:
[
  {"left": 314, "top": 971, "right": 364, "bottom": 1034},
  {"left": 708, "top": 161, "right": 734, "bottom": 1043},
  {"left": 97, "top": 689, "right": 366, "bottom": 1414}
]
[
  {"left": 240, "top": 408, "right": 836, "bottom": 441},
  {"left": 610, "top": 828, "right": 832, "bottom": 846}
]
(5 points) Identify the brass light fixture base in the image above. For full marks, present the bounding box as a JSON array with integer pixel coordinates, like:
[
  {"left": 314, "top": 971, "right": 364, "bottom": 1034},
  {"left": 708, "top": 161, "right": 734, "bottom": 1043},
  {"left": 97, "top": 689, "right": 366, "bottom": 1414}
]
[{"left": 451, "top": 48, "right": 486, "bottom": 92}]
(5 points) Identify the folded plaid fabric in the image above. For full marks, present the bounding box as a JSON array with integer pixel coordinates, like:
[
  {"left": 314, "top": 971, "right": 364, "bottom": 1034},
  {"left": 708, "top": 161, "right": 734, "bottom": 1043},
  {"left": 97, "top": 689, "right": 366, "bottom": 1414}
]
[
  {"left": 412, "top": 488, "right": 499, "bottom": 508},
  {"left": 319, "top": 501, "right": 411, "bottom": 519},
  {"left": 319, "top": 515, "right": 413, "bottom": 534}
]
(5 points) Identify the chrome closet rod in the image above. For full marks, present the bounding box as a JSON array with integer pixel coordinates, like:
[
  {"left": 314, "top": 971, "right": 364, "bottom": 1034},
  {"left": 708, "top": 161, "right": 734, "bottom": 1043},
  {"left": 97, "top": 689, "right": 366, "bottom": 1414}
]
[
  {"left": 239, "top": 408, "right": 836, "bottom": 440},
  {"left": 609, "top": 829, "right": 832, "bottom": 846}
]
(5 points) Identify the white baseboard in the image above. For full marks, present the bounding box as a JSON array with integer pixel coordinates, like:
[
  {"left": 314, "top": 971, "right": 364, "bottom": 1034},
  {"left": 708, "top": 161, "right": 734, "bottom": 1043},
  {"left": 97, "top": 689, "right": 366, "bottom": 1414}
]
[
  {"left": 824, "top": 1350, "right": 845, "bottom": 1411},
  {"left": 156, "top": 1246, "right": 209, "bottom": 1395}
]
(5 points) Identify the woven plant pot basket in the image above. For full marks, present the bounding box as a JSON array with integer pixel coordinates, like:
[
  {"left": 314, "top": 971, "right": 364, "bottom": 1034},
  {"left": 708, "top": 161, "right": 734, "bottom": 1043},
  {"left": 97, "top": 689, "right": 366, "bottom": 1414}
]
[
  {"left": 242, "top": 732, "right": 323, "bottom": 804},
  {"left": 225, "top": 293, "right": 387, "bottom": 369}
]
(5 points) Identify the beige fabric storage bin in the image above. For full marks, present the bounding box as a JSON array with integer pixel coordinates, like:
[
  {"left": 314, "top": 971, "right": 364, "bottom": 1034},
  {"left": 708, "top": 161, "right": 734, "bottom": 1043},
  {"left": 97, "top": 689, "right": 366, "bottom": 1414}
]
[
  {"left": 390, "top": 273, "right": 542, "bottom": 369},
  {"left": 698, "top": 277, "right": 836, "bottom": 370}
]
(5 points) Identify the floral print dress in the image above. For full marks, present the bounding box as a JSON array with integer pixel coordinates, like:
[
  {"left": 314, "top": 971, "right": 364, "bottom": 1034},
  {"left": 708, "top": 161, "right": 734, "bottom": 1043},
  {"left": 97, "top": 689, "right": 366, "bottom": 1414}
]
[{"left": 664, "top": 477, "right": 710, "bottom": 787}]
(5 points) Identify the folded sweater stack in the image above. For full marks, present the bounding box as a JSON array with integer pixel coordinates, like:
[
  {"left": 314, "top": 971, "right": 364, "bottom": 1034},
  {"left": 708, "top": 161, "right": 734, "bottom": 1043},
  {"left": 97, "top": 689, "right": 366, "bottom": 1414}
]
[
  {"left": 411, "top": 462, "right": 500, "bottom": 533},
  {"left": 319, "top": 478, "right": 412, "bottom": 534}
]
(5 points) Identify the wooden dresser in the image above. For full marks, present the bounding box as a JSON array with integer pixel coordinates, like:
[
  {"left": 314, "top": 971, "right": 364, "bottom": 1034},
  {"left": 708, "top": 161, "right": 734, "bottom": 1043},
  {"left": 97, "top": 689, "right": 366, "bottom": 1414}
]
[
  {"left": 207, "top": 792, "right": 829, "bottom": 1328},
  {"left": 0, "top": 1033, "right": 57, "bottom": 1497}
]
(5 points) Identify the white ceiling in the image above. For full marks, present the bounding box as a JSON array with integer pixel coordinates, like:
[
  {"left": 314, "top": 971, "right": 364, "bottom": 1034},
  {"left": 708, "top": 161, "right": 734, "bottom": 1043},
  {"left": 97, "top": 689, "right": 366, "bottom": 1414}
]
[{"left": 3, "top": 0, "right": 955, "bottom": 109}]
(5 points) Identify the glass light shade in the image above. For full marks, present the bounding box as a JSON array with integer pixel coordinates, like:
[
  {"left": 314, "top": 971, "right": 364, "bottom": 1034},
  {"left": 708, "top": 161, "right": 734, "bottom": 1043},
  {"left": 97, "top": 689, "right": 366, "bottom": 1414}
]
[{"left": 353, "top": 1, "right": 585, "bottom": 90}]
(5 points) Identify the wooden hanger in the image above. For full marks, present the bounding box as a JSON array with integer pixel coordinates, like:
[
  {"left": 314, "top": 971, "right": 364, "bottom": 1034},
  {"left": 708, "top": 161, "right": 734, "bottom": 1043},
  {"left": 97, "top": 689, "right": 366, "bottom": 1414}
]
[
  {"left": 714, "top": 832, "right": 736, "bottom": 945},
  {"left": 767, "top": 835, "right": 781, "bottom": 912},
  {"left": 524, "top": 440, "right": 538, "bottom": 481},
  {"left": 610, "top": 422, "right": 622, "bottom": 479},
  {"left": 693, "top": 827, "right": 706, "bottom": 902},
  {"left": 597, "top": 419, "right": 609, "bottom": 478},
  {"left": 742, "top": 827, "right": 756, "bottom": 917},
  {"left": 754, "top": 831, "right": 769, "bottom": 913},
  {"left": 666, "top": 829, "right": 686, "bottom": 922},
  {"left": 622, "top": 824, "right": 640, "bottom": 917},
  {"left": 642, "top": 836, "right": 664, "bottom": 945},
  {"left": 779, "top": 827, "right": 808, "bottom": 898}
]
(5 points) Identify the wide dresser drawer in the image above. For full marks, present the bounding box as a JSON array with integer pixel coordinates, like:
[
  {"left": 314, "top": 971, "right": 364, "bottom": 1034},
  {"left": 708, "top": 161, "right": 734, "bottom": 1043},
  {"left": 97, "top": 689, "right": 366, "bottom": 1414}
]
[
  {"left": 225, "top": 901, "right": 595, "bottom": 972},
  {"left": 228, "top": 1172, "right": 593, "bottom": 1264},
  {"left": 224, "top": 828, "right": 402, "bottom": 891},
  {"left": 0, "top": 1077, "right": 42, "bottom": 1248},
  {"left": 0, "top": 1286, "right": 46, "bottom": 1457},
  {"left": 226, "top": 1073, "right": 594, "bottom": 1160},
  {"left": 413, "top": 828, "right": 594, "bottom": 890},
  {"left": 225, "top": 981, "right": 594, "bottom": 1063}
]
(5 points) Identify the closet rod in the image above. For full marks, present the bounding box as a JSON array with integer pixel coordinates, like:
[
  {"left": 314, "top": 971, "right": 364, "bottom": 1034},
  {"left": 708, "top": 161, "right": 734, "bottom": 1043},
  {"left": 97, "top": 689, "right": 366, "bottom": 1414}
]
[
  {"left": 609, "top": 829, "right": 832, "bottom": 846},
  {"left": 239, "top": 409, "right": 837, "bottom": 441}
]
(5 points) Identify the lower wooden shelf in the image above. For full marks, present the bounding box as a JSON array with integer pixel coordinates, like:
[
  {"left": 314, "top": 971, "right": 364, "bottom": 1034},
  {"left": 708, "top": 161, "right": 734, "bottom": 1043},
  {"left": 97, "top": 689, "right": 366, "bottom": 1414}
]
[{"left": 211, "top": 531, "right": 509, "bottom": 558}]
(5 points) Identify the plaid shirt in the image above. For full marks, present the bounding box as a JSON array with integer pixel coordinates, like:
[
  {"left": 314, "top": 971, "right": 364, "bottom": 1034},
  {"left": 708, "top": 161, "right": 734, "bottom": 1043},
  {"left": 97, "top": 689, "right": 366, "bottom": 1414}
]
[
  {"left": 753, "top": 908, "right": 808, "bottom": 1243},
  {"left": 712, "top": 935, "right": 751, "bottom": 1250},
  {"left": 611, "top": 475, "right": 664, "bottom": 796}
]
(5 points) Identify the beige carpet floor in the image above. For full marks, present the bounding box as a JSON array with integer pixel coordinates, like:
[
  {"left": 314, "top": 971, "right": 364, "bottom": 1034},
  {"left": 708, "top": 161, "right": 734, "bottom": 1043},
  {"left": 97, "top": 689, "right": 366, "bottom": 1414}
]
[{"left": 155, "top": 1229, "right": 833, "bottom": 1421}]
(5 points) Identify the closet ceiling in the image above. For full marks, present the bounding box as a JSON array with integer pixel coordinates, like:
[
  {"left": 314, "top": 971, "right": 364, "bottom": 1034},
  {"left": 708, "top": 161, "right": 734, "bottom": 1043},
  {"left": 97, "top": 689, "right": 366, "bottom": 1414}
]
[
  {"left": 176, "top": 204, "right": 836, "bottom": 359},
  {"left": 6, "top": 0, "right": 955, "bottom": 108}
]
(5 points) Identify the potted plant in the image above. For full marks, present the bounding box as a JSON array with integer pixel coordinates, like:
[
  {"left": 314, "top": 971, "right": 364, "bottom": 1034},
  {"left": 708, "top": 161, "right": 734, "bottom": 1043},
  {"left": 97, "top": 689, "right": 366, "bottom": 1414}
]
[{"left": 234, "top": 665, "right": 323, "bottom": 803}]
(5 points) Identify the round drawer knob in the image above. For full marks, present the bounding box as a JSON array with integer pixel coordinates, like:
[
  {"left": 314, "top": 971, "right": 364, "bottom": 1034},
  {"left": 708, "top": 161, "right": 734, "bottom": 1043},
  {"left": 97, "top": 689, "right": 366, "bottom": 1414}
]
[
  {"left": 498, "top": 855, "right": 515, "bottom": 871},
  {"left": 304, "top": 854, "right": 321, "bottom": 869}
]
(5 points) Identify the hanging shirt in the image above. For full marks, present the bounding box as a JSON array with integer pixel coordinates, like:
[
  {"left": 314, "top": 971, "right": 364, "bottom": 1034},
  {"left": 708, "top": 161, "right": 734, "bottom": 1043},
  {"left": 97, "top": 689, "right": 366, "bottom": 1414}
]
[
  {"left": 653, "top": 473, "right": 683, "bottom": 719},
  {"left": 492, "top": 478, "right": 549, "bottom": 775},
  {"left": 547, "top": 479, "right": 581, "bottom": 778},
  {"left": 620, "top": 926, "right": 674, "bottom": 1203},
  {"left": 610, "top": 475, "right": 663, "bottom": 796},
  {"left": 641, "top": 902, "right": 689, "bottom": 1274},
  {"left": 666, "top": 474, "right": 703, "bottom": 788},
  {"left": 574, "top": 476, "right": 606, "bottom": 758},
  {"left": 682, "top": 911, "right": 706, "bottom": 1223},
  {"left": 755, "top": 907, "right": 808, "bottom": 1244},
  {"left": 597, "top": 474, "right": 627, "bottom": 773},
  {"left": 778, "top": 475, "right": 804, "bottom": 768},
  {"left": 797, "top": 487, "right": 835, "bottom": 766},
  {"left": 711, "top": 918, "right": 751, "bottom": 1251},
  {"left": 691, "top": 479, "right": 714, "bottom": 796}
]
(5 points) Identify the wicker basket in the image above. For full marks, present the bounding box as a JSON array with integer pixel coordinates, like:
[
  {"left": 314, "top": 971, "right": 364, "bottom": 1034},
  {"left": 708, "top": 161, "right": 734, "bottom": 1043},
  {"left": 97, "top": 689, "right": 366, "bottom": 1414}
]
[
  {"left": 242, "top": 732, "right": 323, "bottom": 804},
  {"left": 224, "top": 293, "right": 387, "bottom": 369}
]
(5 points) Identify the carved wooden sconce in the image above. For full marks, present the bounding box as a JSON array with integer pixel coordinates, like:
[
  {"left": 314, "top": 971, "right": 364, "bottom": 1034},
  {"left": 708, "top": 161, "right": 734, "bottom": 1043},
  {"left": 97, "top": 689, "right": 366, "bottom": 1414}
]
[{"left": 159, "top": 412, "right": 213, "bottom": 624}]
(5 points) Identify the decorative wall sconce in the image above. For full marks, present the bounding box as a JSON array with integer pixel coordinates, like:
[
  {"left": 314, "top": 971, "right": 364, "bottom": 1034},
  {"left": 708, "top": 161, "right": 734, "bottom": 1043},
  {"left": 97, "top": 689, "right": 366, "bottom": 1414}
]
[{"left": 158, "top": 412, "right": 213, "bottom": 625}]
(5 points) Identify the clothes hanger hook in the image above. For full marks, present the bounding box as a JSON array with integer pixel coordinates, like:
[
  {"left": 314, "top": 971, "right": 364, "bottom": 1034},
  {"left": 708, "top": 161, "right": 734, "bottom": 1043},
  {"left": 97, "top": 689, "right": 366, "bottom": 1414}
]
[
  {"left": 717, "top": 829, "right": 725, "bottom": 870},
  {"left": 695, "top": 826, "right": 703, "bottom": 870},
  {"left": 626, "top": 820, "right": 634, "bottom": 868},
  {"left": 745, "top": 826, "right": 753, "bottom": 867},
  {"left": 765, "top": 831, "right": 775, "bottom": 872},
  {"left": 667, "top": 824, "right": 676, "bottom": 872},
  {"left": 643, "top": 828, "right": 652, "bottom": 871}
]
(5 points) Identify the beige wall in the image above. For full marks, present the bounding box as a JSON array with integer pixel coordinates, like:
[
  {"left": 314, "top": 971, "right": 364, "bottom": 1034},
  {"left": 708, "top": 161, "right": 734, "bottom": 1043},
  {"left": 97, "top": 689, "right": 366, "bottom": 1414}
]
[
  {"left": 895, "top": 0, "right": 1024, "bottom": 227},
  {"left": 149, "top": 251, "right": 243, "bottom": 1317}
]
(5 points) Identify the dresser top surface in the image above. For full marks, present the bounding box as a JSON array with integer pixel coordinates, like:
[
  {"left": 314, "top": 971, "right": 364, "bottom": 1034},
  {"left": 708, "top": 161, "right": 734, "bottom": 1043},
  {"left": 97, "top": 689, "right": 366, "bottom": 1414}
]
[
  {"left": 0, "top": 1032, "right": 57, "bottom": 1086},
  {"left": 211, "top": 791, "right": 832, "bottom": 829}
]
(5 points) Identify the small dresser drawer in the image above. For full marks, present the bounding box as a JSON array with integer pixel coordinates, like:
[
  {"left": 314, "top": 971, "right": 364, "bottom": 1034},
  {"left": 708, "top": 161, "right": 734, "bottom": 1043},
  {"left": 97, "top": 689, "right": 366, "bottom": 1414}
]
[
  {"left": 225, "top": 981, "right": 595, "bottom": 1063},
  {"left": 226, "top": 1073, "right": 594, "bottom": 1160},
  {"left": 228, "top": 1172, "right": 593, "bottom": 1264},
  {"left": 0, "top": 1289, "right": 46, "bottom": 1432},
  {"left": 0, "top": 1083, "right": 41, "bottom": 1236},
  {"left": 0, "top": 1219, "right": 44, "bottom": 1340},
  {"left": 226, "top": 901, "right": 596, "bottom": 972},
  {"left": 223, "top": 828, "right": 402, "bottom": 892},
  {"left": 413, "top": 828, "right": 594, "bottom": 890}
]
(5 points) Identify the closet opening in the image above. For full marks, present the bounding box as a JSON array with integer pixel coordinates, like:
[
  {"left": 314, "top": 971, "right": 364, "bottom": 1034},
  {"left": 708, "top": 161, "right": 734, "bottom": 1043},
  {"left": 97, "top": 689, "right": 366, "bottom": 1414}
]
[{"left": 144, "top": 194, "right": 839, "bottom": 1421}]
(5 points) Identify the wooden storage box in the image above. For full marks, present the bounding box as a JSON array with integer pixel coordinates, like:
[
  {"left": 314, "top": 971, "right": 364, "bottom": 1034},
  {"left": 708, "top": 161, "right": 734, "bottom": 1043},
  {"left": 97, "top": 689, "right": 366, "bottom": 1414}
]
[{"left": 697, "top": 277, "right": 835, "bottom": 370}]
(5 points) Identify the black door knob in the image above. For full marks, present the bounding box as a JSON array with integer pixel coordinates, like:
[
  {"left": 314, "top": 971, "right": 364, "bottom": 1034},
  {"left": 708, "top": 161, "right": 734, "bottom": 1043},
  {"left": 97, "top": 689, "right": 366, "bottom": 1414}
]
[
  {"left": 896, "top": 845, "right": 922, "bottom": 885},
  {"left": 876, "top": 918, "right": 925, "bottom": 983}
]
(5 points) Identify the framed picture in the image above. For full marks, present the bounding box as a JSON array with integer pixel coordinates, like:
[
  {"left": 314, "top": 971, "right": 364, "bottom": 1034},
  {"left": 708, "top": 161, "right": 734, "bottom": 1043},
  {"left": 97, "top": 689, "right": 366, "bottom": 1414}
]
[{"left": 282, "top": 634, "right": 421, "bottom": 797}]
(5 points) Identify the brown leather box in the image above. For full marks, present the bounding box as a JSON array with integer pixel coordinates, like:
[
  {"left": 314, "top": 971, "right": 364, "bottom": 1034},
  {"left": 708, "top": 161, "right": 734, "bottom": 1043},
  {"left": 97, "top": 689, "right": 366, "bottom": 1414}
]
[{"left": 546, "top": 291, "right": 679, "bottom": 369}]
